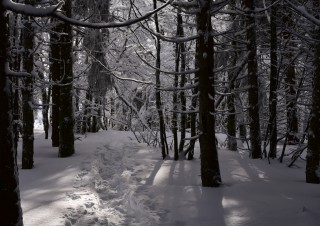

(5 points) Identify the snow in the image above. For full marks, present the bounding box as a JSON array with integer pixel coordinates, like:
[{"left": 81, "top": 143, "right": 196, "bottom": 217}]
[{"left": 19, "top": 130, "right": 320, "bottom": 226}]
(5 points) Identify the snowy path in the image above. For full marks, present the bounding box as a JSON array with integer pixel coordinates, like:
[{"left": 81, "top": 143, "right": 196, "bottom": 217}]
[{"left": 20, "top": 130, "right": 320, "bottom": 226}]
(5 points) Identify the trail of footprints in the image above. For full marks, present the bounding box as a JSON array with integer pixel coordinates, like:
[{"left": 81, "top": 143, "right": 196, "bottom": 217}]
[{"left": 63, "top": 141, "right": 164, "bottom": 226}]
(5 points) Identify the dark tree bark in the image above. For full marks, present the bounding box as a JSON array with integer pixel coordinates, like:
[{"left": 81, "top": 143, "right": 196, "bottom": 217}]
[
  {"left": 173, "top": 20, "right": 180, "bottom": 160},
  {"left": 153, "top": 0, "right": 168, "bottom": 159},
  {"left": 197, "top": 0, "right": 221, "bottom": 187},
  {"left": 268, "top": 0, "right": 278, "bottom": 158},
  {"left": 227, "top": 3, "right": 238, "bottom": 152},
  {"left": 243, "top": 0, "right": 262, "bottom": 158},
  {"left": 50, "top": 19, "right": 62, "bottom": 147},
  {"left": 21, "top": 7, "right": 35, "bottom": 169},
  {"left": 58, "top": 0, "right": 74, "bottom": 157},
  {"left": 185, "top": 40, "right": 199, "bottom": 161},
  {"left": 178, "top": 10, "right": 186, "bottom": 153},
  {"left": 306, "top": 1, "right": 320, "bottom": 184},
  {"left": 227, "top": 77, "right": 237, "bottom": 151},
  {"left": 11, "top": 15, "right": 22, "bottom": 152},
  {"left": 91, "top": 98, "right": 100, "bottom": 133},
  {"left": 0, "top": 6, "right": 24, "bottom": 225},
  {"left": 282, "top": 10, "right": 298, "bottom": 141},
  {"left": 13, "top": 78, "right": 20, "bottom": 152}
]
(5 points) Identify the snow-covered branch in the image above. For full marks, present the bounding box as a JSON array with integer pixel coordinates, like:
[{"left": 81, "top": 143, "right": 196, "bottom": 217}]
[
  {"left": 285, "top": 0, "right": 320, "bottom": 28},
  {"left": 84, "top": 47, "right": 154, "bottom": 85},
  {"left": 5, "top": 62, "right": 30, "bottom": 77},
  {"left": 54, "top": 0, "right": 174, "bottom": 29},
  {"left": 2, "top": 0, "right": 63, "bottom": 17},
  {"left": 157, "top": 82, "right": 199, "bottom": 91},
  {"left": 3, "top": 0, "right": 174, "bottom": 29},
  {"left": 140, "top": 23, "right": 200, "bottom": 43}
]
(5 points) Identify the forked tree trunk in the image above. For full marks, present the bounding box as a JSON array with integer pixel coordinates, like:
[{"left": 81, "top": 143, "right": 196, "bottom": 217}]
[
  {"left": 0, "top": 7, "right": 24, "bottom": 225},
  {"left": 197, "top": 0, "right": 221, "bottom": 187}
]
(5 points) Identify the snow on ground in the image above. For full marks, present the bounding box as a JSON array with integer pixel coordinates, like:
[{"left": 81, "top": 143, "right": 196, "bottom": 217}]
[{"left": 19, "top": 130, "right": 320, "bottom": 226}]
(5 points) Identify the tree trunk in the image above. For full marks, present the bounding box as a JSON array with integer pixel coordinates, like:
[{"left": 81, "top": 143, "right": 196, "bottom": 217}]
[
  {"left": 21, "top": 10, "right": 34, "bottom": 169},
  {"left": 153, "top": 0, "right": 168, "bottom": 159},
  {"left": 197, "top": 0, "right": 221, "bottom": 187},
  {"left": 0, "top": 7, "right": 24, "bottom": 225},
  {"left": 243, "top": 0, "right": 262, "bottom": 158},
  {"left": 173, "top": 22, "right": 180, "bottom": 160},
  {"left": 282, "top": 10, "right": 298, "bottom": 142},
  {"left": 178, "top": 10, "right": 186, "bottom": 153},
  {"left": 306, "top": 1, "right": 320, "bottom": 184},
  {"left": 268, "top": 0, "right": 278, "bottom": 158},
  {"left": 50, "top": 20, "right": 61, "bottom": 147},
  {"left": 39, "top": 71, "right": 50, "bottom": 139},
  {"left": 59, "top": 0, "right": 74, "bottom": 157},
  {"left": 185, "top": 41, "right": 199, "bottom": 160},
  {"left": 226, "top": 0, "right": 238, "bottom": 152}
]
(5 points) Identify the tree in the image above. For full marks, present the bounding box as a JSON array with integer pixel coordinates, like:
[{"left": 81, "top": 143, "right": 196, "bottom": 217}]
[
  {"left": 197, "top": 0, "right": 221, "bottom": 186},
  {"left": 50, "top": 16, "right": 64, "bottom": 147},
  {"left": 0, "top": 5, "right": 23, "bottom": 226},
  {"left": 21, "top": 0, "right": 35, "bottom": 169},
  {"left": 267, "top": 0, "right": 278, "bottom": 158},
  {"left": 306, "top": 0, "right": 320, "bottom": 184},
  {"left": 58, "top": 0, "right": 74, "bottom": 157},
  {"left": 178, "top": 10, "right": 187, "bottom": 153},
  {"left": 243, "top": 0, "right": 262, "bottom": 158},
  {"left": 153, "top": 0, "right": 169, "bottom": 159},
  {"left": 282, "top": 9, "right": 298, "bottom": 143}
]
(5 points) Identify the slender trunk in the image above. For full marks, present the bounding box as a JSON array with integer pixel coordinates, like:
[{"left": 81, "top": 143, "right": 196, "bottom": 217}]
[
  {"left": 173, "top": 26, "right": 180, "bottom": 160},
  {"left": 38, "top": 71, "right": 50, "bottom": 139},
  {"left": 197, "top": 0, "right": 221, "bottom": 187},
  {"left": 226, "top": 0, "right": 238, "bottom": 151},
  {"left": 153, "top": 0, "right": 168, "bottom": 159},
  {"left": 21, "top": 11, "right": 34, "bottom": 169},
  {"left": 0, "top": 7, "right": 24, "bottom": 225},
  {"left": 185, "top": 42, "right": 199, "bottom": 160},
  {"left": 59, "top": 0, "right": 74, "bottom": 157},
  {"left": 244, "top": 0, "right": 262, "bottom": 158},
  {"left": 178, "top": 10, "right": 186, "bottom": 152},
  {"left": 227, "top": 78, "right": 237, "bottom": 151},
  {"left": 268, "top": 0, "right": 278, "bottom": 158}
]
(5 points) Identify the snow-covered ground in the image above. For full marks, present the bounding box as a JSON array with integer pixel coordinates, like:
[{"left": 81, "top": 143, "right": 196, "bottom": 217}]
[{"left": 18, "top": 130, "right": 320, "bottom": 226}]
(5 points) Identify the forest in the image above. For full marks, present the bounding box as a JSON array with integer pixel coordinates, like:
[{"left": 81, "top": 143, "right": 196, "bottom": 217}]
[{"left": 1, "top": 0, "right": 320, "bottom": 225}]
